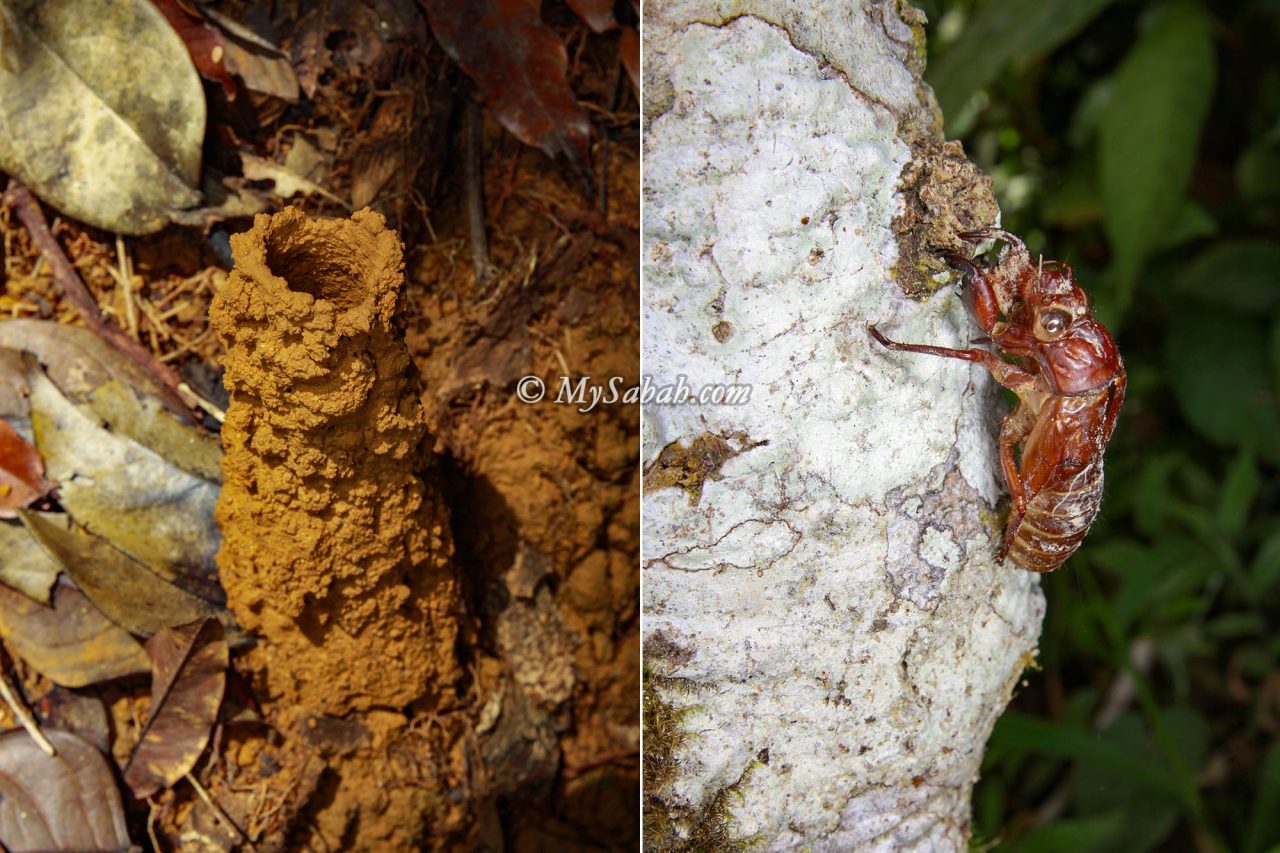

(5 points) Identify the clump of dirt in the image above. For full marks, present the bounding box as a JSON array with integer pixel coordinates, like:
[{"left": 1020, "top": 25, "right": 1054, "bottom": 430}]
[
  {"left": 892, "top": 139, "right": 999, "bottom": 298},
  {"left": 206, "top": 208, "right": 468, "bottom": 847},
  {"left": 643, "top": 431, "right": 763, "bottom": 505},
  {"left": 210, "top": 207, "right": 460, "bottom": 715}
]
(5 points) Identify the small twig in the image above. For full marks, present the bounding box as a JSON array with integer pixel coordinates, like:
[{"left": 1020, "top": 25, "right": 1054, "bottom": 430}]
[
  {"left": 0, "top": 660, "right": 55, "bottom": 756},
  {"left": 115, "top": 234, "right": 138, "bottom": 341},
  {"left": 177, "top": 381, "right": 225, "bottom": 424},
  {"left": 1, "top": 180, "right": 196, "bottom": 421},
  {"left": 186, "top": 770, "right": 249, "bottom": 846},
  {"left": 146, "top": 799, "right": 163, "bottom": 852},
  {"left": 462, "top": 92, "right": 491, "bottom": 291}
]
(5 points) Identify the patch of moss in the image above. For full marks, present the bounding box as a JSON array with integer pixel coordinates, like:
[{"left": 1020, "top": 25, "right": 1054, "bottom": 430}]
[{"left": 643, "top": 631, "right": 765, "bottom": 851}]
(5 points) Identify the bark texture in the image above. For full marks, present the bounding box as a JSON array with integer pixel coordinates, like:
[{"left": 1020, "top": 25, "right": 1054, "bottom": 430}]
[{"left": 642, "top": 2, "right": 1045, "bottom": 849}]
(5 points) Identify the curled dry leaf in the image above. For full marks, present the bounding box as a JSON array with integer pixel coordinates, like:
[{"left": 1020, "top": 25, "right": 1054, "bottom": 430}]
[
  {"left": 240, "top": 152, "right": 349, "bottom": 208},
  {"left": 124, "top": 618, "right": 228, "bottom": 799},
  {"left": 0, "top": 578, "right": 151, "bottom": 688},
  {"left": 0, "top": 517, "right": 59, "bottom": 602},
  {"left": 19, "top": 509, "right": 231, "bottom": 638},
  {"left": 0, "top": 728, "right": 133, "bottom": 852},
  {"left": 0, "top": 415, "right": 51, "bottom": 518},
  {"left": 198, "top": 5, "right": 299, "bottom": 102},
  {"left": 422, "top": 0, "right": 592, "bottom": 173},
  {"left": 0, "top": 0, "right": 205, "bottom": 234}
]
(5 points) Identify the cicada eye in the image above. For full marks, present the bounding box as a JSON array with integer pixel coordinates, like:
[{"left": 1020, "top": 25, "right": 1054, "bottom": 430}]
[{"left": 1040, "top": 309, "right": 1071, "bottom": 336}]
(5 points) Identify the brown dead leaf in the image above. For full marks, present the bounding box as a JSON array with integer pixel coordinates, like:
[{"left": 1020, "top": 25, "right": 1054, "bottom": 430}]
[
  {"left": 240, "top": 152, "right": 349, "bottom": 207},
  {"left": 0, "top": 729, "right": 133, "bottom": 851},
  {"left": 0, "top": 579, "right": 151, "bottom": 688},
  {"left": 0, "top": 416, "right": 51, "bottom": 519},
  {"left": 0, "top": 320, "right": 194, "bottom": 425},
  {"left": 198, "top": 5, "right": 300, "bottom": 101},
  {"left": 0, "top": 517, "right": 59, "bottom": 603},
  {"left": 566, "top": 0, "right": 617, "bottom": 33},
  {"left": 0, "top": 0, "right": 205, "bottom": 233},
  {"left": 351, "top": 91, "right": 417, "bottom": 209},
  {"left": 124, "top": 618, "right": 228, "bottom": 799},
  {"left": 422, "top": 0, "right": 592, "bottom": 174},
  {"left": 620, "top": 26, "right": 639, "bottom": 92},
  {"left": 151, "top": 0, "right": 238, "bottom": 98},
  {"left": 33, "top": 684, "right": 113, "bottom": 755},
  {"left": 18, "top": 510, "right": 231, "bottom": 638}
]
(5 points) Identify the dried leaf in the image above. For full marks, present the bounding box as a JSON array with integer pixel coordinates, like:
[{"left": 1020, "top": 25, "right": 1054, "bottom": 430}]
[
  {"left": 350, "top": 93, "right": 416, "bottom": 209},
  {"left": 0, "top": 320, "right": 193, "bottom": 425},
  {"left": 0, "top": 577, "right": 151, "bottom": 687},
  {"left": 0, "top": 415, "right": 51, "bottom": 518},
  {"left": 566, "top": 0, "right": 617, "bottom": 33},
  {"left": 33, "top": 684, "right": 113, "bottom": 754},
  {"left": 619, "top": 26, "right": 638, "bottom": 92},
  {"left": 0, "top": 517, "right": 59, "bottom": 603},
  {"left": 422, "top": 0, "right": 592, "bottom": 171},
  {"left": 0, "top": 0, "right": 205, "bottom": 234},
  {"left": 292, "top": 0, "right": 424, "bottom": 97},
  {"left": 124, "top": 618, "right": 228, "bottom": 799},
  {"left": 150, "top": 0, "right": 238, "bottom": 98},
  {"left": 26, "top": 360, "right": 222, "bottom": 593},
  {"left": 220, "top": 41, "right": 299, "bottom": 103},
  {"left": 0, "top": 728, "right": 133, "bottom": 851},
  {"left": 0, "top": 2, "right": 20, "bottom": 76},
  {"left": 241, "top": 152, "right": 349, "bottom": 207},
  {"left": 19, "top": 509, "right": 229, "bottom": 637},
  {"left": 168, "top": 173, "right": 273, "bottom": 228}
]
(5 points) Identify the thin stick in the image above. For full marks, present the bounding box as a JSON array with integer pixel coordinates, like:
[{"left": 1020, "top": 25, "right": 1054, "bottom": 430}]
[
  {"left": 463, "top": 93, "right": 491, "bottom": 291},
  {"left": 1, "top": 180, "right": 196, "bottom": 420},
  {"left": 115, "top": 234, "right": 138, "bottom": 341},
  {"left": 0, "top": 667, "right": 55, "bottom": 756},
  {"left": 186, "top": 770, "right": 249, "bottom": 845}
]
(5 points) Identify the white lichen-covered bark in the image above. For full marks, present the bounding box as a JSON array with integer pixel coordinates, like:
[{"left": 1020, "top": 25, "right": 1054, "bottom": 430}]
[{"left": 641, "top": 2, "right": 1046, "bottom": 849}]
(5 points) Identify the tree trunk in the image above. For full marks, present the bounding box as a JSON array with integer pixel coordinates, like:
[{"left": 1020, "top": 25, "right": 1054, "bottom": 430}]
[{"left": 641, "top": 2, "right": 1045, "bottom": 849}]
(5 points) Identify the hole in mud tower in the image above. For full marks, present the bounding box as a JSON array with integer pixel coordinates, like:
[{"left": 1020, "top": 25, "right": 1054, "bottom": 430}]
[{"left": 263, "top": 220, "right": 366, "bottom": 311}]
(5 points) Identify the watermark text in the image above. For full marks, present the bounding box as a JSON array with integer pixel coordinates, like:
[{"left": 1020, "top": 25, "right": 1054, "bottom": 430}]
[{"left": 515, "top": 374, "right": 752, "bottom": 412}]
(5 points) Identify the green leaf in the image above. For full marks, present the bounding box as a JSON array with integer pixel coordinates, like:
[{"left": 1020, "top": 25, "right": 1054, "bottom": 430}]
[
  {"left": 1167, "top": 306, "right": 1280, "bottom": 460},
  {"left": 1216, "top": 445, "right": 1260, "bottom": 537},
  {"left": 990, "top": 712, "right": 1183, "bottom": 800},
  {"left": 928, "top": 0, "right": 1117, "bottom": 119},
  {"left": 1271, "top": 312, "right": 1280, "bottom": 388},
  {"left": 1245, "top": 740, "right": 1280, "bottom": 853},
  {"left": 1015, "top": 812, "right": 1125, "bottom": 853},
  {"left": 1151, "top": 200, "right": 1219, "bottom": 254},
  {"left": 1253, "top": 531, "right": 1280, "bottom": 594},
  {"left": 1099, "top": 0, "right": 1215, "bottom": 303},
  {"left": 1178, "top": 242, "right": 1280, "bottom": 315},
  {"left": 1042, "top": 161, "right": 1102, "bottom": 229}
]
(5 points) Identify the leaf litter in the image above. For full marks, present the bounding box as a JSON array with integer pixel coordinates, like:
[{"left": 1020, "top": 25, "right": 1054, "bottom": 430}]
[{"left": 0, "top": 0, "right": 638, "bottom": 847}]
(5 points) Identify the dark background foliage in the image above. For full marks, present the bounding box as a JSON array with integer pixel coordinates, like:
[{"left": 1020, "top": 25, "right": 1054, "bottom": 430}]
[{"left": 916, "top": 0, "right": 1280, "bottom": 849}]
